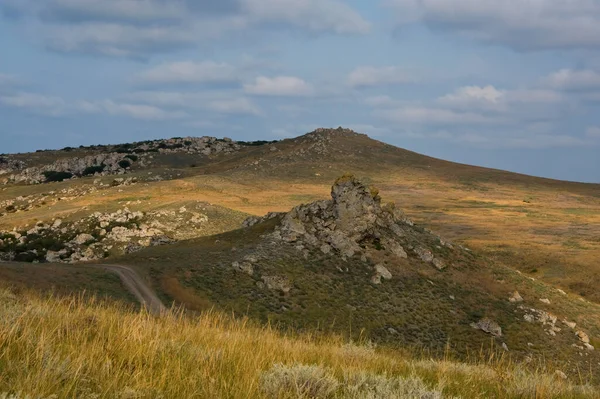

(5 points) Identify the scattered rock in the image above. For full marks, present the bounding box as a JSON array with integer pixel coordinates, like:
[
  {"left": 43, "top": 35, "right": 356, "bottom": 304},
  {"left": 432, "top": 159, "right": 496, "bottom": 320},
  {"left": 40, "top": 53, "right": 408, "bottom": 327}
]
[
  {"left": 432, "top": 258, "right": 446, "bottom": 271},
  {"left": 73, "top": 233, "right": 94, "bottom": 245},
  {"left": 415, "top": 247, "right": 434, "bottom": 263},
  {"left": 562, "top": 319, "right": 577, "bottom": 329},
  {"left": 261, "top": 275, "right": 291, "bottom": 294},
  {"left": 232, "top": 261, "right": 254, "bottom": 276},
  {"left": 471, "top": 318, "right": 502, "bottom": 337},
  {"left": 540, "top": 298, "right": 551, "bottom": 304},
  {"left": 509, "top": 291, "right": 523, "bottom": 303},
  {"left": 371, "top": 264, "right": 392, "bottom": 285},
  {"left": 576, "top": 331, "right": 590, "bottom": 344}
]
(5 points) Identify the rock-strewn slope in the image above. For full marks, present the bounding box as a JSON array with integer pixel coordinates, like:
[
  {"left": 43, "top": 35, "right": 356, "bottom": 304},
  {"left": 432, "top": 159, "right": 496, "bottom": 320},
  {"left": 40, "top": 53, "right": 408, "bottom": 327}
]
[
  {"left": 125, "top": 175, "right": 599, "bottom": 378},
  {"left": 0, "top": 202, "right": 243, "bottom": 263}
]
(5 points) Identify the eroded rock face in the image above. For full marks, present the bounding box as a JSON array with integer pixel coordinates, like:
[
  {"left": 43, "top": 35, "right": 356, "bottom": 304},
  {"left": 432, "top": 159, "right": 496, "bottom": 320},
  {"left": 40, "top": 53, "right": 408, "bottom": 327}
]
[
  {"left": 273, "top": 175, "right": 407, "bottom": 260},
  {"left": 242, "top": 175, "right": 455, "bottom": 279}
]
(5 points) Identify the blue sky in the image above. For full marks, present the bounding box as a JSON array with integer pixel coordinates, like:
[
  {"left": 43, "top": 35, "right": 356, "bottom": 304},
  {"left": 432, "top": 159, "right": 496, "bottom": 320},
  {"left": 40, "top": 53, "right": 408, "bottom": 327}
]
[{"left": 1, "top": 1, "right": 600, "bottom": 183}]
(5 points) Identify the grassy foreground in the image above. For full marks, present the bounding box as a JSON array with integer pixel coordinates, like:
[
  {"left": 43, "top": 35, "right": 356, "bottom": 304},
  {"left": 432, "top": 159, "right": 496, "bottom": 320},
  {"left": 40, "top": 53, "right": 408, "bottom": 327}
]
[{"left": 0, "top": 288, "right": 597, "bottom": 399}]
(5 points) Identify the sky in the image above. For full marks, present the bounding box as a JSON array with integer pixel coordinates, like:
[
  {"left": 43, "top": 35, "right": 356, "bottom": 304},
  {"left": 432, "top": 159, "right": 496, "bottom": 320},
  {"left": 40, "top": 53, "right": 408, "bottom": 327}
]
[{"left": 1, "top": 1, "right": 600, "bottom": 183}]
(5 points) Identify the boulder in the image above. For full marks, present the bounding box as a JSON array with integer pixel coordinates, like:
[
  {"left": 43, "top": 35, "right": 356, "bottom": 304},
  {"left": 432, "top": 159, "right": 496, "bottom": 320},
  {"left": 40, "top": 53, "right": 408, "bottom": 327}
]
[
  {"left": 471, "top": 318, "right": 502, "bottom": 337},
  {"left": 509, "top": 291, "right": 523, "bottom": 303},
  {"left": 73, "top": 233, "right": 94, "bottom": 245}
]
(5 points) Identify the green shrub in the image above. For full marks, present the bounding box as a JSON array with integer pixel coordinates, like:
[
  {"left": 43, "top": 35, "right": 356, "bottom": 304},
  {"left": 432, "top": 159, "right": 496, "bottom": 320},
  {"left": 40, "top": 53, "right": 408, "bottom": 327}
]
[
  {"left": 43, "top": 171, "right": 73, "bottom": 182},
  {"left": 82, "top": 165, "right": 105, "bottom": 176},
  {"left": 118, "top": 160, "right": 131, "bottom": 169},
  {"left": 124, "top": 154, "right": 138, "bottom": 162}
]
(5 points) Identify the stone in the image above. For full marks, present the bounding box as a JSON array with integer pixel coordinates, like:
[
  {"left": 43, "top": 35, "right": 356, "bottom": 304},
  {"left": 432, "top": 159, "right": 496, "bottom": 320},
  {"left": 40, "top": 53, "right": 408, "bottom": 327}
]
[
  {"left": 540, "top": 298, "right": 551, "bottom": 304},
  {"left": 471, "top": 318, "right": 502, "bottom": 337},
  {"left": 261, "top": 275, "right": 291, "bottom": 294},
  {"left": 509, "top": 291, "right": 523, "bottom": 303},
  {"left": 375, "top": 264, "right": 392, "bottom": 280},
  {"left": 320, "top": 244, "right": 332, "bottom": 254},
  {"left": 73, "top": 233, "right": 94, "bottom": 245},
  {"left": 232, "top": 261, "right": 254, "bottom": 276},
  {"left": 415, "top": 247, "right": 434, "bottom": 263},
  {"left": 555, "top": 370, "right": 568, "bottom": 380},
  {"left": 576, "top": 331, "right": 590, "bottom": 344},
  {"left": 562, "top": 319, "right": 577, "bottom": 329},
  {"left": 432, "top": 258, "right": 446, "bottom": 270}
]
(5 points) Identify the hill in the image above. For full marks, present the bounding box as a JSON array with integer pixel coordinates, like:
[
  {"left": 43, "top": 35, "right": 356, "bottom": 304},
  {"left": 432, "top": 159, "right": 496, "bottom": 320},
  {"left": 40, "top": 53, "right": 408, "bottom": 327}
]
[
  {"left": 115, "top": 175, "right": 600, "bottom": 381},
  {"left": 1, "top": 128, "right": 600, "bottom": 388},
  {"left": 1, "top": 128, "right": 599, "bottom": 300}
]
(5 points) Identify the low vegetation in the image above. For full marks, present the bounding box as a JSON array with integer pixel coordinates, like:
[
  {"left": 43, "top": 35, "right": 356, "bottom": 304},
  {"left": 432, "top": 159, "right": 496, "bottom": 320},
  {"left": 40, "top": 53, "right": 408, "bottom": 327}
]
[{"left": 0, "top": 287, "right": 595, "bottom": 398}]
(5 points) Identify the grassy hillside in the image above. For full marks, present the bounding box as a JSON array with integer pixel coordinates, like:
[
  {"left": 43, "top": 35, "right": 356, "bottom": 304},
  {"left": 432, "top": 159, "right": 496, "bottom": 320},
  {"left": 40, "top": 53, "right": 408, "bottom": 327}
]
[
  {"left": 4, "top": 128, "right": 598, "bottom": 300},
  {"left": 110, "top": 176, "right": 600, "bottom": 383},
  {"left": 0, "top": 286, "right": 596, "bottom": 398}
]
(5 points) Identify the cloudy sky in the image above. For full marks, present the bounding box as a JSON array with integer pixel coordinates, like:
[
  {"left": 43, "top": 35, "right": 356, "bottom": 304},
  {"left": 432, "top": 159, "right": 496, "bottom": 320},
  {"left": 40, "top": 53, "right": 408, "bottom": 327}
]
[{"left": 1, "top": 0, "right": 600, "bottom": 182}]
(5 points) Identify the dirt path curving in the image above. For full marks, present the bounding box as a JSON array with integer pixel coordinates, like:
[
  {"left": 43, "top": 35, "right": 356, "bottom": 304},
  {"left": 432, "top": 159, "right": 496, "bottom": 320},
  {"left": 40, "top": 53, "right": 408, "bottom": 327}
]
[{"left": 94, "top": 264, "right": 166, "bottom": 315}]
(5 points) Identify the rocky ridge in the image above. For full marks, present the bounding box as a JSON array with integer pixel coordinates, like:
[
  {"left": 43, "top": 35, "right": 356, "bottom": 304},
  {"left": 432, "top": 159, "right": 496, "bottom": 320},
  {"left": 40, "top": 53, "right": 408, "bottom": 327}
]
[{"left": 1, "top": 136, "right": 241, "bottom": 185}]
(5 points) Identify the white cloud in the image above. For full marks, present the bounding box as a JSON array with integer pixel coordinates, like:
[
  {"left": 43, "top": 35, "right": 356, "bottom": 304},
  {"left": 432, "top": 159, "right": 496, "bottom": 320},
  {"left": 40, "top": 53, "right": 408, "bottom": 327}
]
[
  {"left": 3, "top": 0, "right": 369, "bottom": 57},
  {"left": 242, "top": 0, "right": 370, "bottom": 34},
  {"left": 438, "top": 85, "right": 505, "bottom": 107},
  {"left": 544, "top": 69, "right": 600, "bottom": 90},
  {"left": 586, "top": 126, "right": 600, "bottom": 138},
  {"left": 41, "top": 22, "right": 197, "bottom": 57},
  {"left": 384, "top": 0, "right": 600, "bottom": 51},
  {"left": 205, "top": 97, "right": 262, "bottom": 115},
  {"left": 125, "top": 91, "right": 262, "bottom": 115},
  {"left": 137, "top": 61, "right": 239, "bottom": 84},
  {"left": 348, "top": 66, "right": 415, "bottom": 88},
  {"left": 78, "top": 100, "right": 187, "bottom": 120},
  {"left": 0, "top": 92, "right": 67, "bottom": 116},
  {"left": 375, "top": 106, "right": 498, "bottom": 125},
  {"left": 438, "top": 85, "right": 563, "bottom": 110},
  {"left": 244, "top": 76, "right": 314, "bottom": 96}
]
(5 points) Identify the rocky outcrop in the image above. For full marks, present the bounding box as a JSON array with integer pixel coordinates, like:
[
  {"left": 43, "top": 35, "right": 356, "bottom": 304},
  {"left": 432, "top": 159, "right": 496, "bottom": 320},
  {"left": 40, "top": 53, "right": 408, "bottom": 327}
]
[
  {"left": 3, "top": 136, "right": 242, "bottom": 185},
  {"left": 271, "top": 175, "right": 409, "bottom": 259},
  {"left": 7, "top": 153, "right": 133, "bottom": 184},
  {"left": 263, "top": 175, "right": 451, "bottom": 274}
]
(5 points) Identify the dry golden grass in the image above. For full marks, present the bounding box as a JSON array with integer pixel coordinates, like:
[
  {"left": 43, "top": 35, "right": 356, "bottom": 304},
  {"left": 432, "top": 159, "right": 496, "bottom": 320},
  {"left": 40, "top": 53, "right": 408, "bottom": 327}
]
[
  {"left": 2, "top": 160, "right": 600, "bottom": 301},
  {"left": 0, "top": 287, "right": 597, "bottom": 398}
]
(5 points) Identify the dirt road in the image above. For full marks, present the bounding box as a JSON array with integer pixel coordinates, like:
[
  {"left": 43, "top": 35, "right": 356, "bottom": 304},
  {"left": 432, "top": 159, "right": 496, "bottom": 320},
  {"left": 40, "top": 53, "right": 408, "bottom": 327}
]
[{"left": 95, "top": 264, "right": 166, "bottom": 315}]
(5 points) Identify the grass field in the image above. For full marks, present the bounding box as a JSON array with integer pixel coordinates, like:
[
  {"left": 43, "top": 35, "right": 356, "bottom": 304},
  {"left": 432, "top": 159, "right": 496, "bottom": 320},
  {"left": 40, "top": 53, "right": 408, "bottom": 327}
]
[{"left": 0, "top": 287, "right": 597, "bottom": 399}]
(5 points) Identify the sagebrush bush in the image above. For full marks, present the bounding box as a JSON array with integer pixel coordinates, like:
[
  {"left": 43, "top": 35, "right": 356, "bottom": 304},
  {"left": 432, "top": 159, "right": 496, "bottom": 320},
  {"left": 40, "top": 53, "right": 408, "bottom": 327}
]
[
  {"left": 261, "top": 364, "right": 339, "bottom": 399},
  {"left": 343, "top": 372, "right": 443, "bottom": 399}
]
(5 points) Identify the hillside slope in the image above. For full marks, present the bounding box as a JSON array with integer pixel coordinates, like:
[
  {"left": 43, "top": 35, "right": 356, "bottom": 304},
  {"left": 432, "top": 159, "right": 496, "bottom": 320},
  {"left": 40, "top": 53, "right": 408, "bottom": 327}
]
[
  {"left": 117, "top": 175, "right": 600, "bottom": 381},
  {"left": 2, "top": 286, "right": 597, "bottom": 398},
  {"left": 2, "top": 128, "right": 599, "bottom": 302}
]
